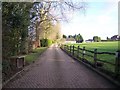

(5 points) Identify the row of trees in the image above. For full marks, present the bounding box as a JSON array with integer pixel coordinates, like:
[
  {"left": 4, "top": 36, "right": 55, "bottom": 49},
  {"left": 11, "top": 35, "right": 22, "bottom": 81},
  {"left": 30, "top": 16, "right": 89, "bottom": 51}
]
[
  {"left": 2, "top": 1, "right": 87, "bottom": 81},
  {"left": 2, "top": 2, "right": 63, "bottom": 59},
  {"left": 63, "top": 34, "right": 84, "bottom": 43},
  {"left": 63, "top": 34, "right": 101, "bottom": 43},
  {"left": 93, "top": 36, "right": 101, "bottom": 42},
  {"left": 29, "top": 2, "right": 62, "bottom": 48},
  {"left": 3, "top": 1, "right": 86, "bottom": 58}
]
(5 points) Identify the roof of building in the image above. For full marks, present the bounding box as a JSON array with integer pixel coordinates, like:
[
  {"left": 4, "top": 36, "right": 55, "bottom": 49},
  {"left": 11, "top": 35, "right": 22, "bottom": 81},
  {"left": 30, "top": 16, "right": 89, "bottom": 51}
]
[
  {"left": 66, "top": 38, "right": 76, "bottom": 41},
  {"left": 86, "top": 39, "right": 93, "bottom": 41}
]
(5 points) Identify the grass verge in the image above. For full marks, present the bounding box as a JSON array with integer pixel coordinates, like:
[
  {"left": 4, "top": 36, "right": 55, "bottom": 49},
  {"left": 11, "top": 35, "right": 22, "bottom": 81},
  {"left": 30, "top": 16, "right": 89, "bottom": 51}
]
[{"left": 25, "top": 47, "right": 47, "bottom": 64}]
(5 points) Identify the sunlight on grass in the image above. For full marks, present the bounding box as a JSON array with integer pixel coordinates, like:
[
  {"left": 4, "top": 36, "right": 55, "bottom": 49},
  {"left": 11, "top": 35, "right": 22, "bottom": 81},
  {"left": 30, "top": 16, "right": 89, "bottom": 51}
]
[
  {"left": 25, "top": 47, "right": 47, "bottom": 63},
  {"left": 68, "top": 41, "right": 118, "bottom": 52}
]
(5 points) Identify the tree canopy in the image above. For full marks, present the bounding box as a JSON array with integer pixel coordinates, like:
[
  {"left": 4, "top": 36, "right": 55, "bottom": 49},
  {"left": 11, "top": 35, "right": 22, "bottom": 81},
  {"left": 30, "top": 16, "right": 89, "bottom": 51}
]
[
  {"left": 2, "top": 2, "right": 33, "bottom": 58},
  {"left": 67, "top": 34, "right": 84, "bottom": 43},
  {"left": 2, "top": 1, "right": 86, "bottom": 58},
  {"left": 93, "top": 36, "right": 101, "bottom": 42}
]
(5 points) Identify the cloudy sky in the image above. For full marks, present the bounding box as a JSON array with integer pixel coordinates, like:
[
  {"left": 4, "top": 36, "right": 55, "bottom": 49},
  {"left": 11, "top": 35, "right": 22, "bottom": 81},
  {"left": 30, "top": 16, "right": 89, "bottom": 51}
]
[{"left": 61, "top": 0, "right": 119, "bottom": 40}]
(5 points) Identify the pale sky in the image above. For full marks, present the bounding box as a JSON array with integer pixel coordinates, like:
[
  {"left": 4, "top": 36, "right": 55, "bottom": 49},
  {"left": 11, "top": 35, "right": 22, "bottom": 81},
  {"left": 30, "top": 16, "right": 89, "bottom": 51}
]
[{"left": 61, "top": 0, "right": 119, "bottom": 40}]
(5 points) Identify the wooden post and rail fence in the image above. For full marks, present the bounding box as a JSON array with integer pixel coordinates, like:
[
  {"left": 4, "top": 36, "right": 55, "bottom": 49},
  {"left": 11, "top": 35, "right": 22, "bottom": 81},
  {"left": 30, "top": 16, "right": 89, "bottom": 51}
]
[{"left": 61, "top": 44, "right": 120, "bottom": 78}]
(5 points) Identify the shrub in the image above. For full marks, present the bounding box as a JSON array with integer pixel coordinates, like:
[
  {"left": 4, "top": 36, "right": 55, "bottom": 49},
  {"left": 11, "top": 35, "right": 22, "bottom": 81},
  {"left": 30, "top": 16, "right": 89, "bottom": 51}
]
[
  {"left": 2, "top": 59, "right": 17, "bottom": 81},
  {"left": 40, "top": 39, "right": 53, "bottom": 47},
  {"left": 47, "top": 39, "right": 53, "bottom": 46}
]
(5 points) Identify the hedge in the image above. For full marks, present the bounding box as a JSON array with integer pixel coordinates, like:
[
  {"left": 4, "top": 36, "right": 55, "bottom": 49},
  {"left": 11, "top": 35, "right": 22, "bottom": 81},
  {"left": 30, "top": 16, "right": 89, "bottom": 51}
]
[{"left": 40, "top": 39, "right": 53, "bottom": 47}]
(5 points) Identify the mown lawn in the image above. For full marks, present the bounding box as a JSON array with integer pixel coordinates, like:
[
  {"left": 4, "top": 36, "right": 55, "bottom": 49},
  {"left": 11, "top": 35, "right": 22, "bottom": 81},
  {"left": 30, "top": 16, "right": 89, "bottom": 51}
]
[
  {"left": 69, "top": 41, "right": 119, "bottom": 52},
  {"left": 25, "top": 47, "right": 47, "bottom": 64},
  {"left": 66, "top": 41, "right": 119, "bottom": 73}
]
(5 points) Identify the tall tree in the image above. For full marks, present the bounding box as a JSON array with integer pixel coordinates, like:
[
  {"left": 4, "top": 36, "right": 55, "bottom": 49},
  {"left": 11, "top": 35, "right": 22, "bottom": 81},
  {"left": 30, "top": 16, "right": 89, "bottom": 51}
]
[
  {"left": 98, "top": 37, "right": 101, "bottom": 42},
  {"left": 74, "top": 34, "right": 84, "bottom": 43},
  {"left": 29, "top": 1, "right": 87, "bottom": 46},
  {"left": 93, "top": 36, "right": 101, "bottom": 42},
  {"left": 2, "top": 2, "right": 32, "bottom": 58}
]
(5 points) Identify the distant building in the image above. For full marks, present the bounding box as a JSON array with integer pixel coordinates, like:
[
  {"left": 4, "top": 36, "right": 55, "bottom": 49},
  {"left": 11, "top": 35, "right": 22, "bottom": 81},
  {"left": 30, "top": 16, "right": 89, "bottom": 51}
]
[
  {"left": 65, "top": 38, "right": 76, "bottom": 44},
  {"left": 85, "top": 39, "right": 93, "bottom": 43},
  {"left": 111, "top": 35, "right": 120, "bottom": 40}
]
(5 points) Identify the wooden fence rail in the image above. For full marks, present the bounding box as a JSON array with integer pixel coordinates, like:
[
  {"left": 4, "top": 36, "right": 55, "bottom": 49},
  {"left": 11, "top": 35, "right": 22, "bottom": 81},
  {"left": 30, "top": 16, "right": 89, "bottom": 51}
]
[{"left": 62, "top": 44, "right": 120, "bottom": 77}]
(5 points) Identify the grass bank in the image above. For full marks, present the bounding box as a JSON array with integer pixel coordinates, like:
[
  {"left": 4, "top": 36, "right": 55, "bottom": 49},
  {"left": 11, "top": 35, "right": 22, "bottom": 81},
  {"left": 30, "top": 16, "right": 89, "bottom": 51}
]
[{"left": 25, "top": 47, "right": 47, "bottom": 64}]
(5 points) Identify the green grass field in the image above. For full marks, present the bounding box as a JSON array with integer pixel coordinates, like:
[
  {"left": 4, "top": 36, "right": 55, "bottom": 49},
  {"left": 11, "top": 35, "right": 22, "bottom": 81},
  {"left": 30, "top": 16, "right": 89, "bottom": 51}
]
[
  {"left": 25, "top": 47, "right": 47, "bottom": 64},
  {"left": 68, "top": 41, "right": 119, "bottom": 52},
  {"left": 66, "top": 41, "right": 119, "bottom": 74}
]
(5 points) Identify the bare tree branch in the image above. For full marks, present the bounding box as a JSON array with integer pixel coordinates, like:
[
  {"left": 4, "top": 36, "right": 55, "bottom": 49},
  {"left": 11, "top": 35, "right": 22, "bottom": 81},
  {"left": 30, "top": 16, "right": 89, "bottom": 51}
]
[{"left": 29, "top": 0, "right": 87, "bottom": 41}]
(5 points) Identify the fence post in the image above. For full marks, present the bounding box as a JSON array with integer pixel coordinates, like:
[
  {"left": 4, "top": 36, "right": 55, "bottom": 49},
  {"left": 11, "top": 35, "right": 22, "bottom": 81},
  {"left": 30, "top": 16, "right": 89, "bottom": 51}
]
[
  {"left": 68, "top": 45, "right": 69, "bottom": 52},
  {"left": 94, "top": 49, "right": 97, "bottom": 68},
  {"left": 67, "top": 45, "right": 68, "bottom": 52},
  {"left": 65, "top": 45, "right": 66, "bottom": 51},
  {"left": 65, "top": 45, "right": 67, "bottom": 51},
  {"left": 82, "top": 47, "right": 85, "bottom": 61},
  {"left": 69, "top": 45, "right": 70, "bottom": 53},
  {"left": 73, "top": 45, "right": 74, "bottom": 56},
  {"left": 70, "top": 45, "right": 71, "bottom": 54},
  {"left": 115, "top": 51, "right": 120, "bottom": 77},
  {"left": 77, "top": 46, "right": 80, "bottom": 58},
  {"left": 62, "top": 44, "right": 63, "bottom": 49},
  {"left": 62, "top": 44, "right": 64, "bottom": 50},
  {"left": 67, "top": 45, "right": 69, "bottom": 52},
  {"left": 64, "top": 45, "right": 65, "bottom": 50}
]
